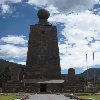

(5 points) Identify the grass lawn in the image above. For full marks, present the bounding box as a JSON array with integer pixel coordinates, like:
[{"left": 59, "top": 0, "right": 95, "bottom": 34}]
[
  {"left": 79, "top": 95, "right": 100, "bottom": 100},
  {"left": 0, "top": 95, "right": 21, "bottom": 100}
]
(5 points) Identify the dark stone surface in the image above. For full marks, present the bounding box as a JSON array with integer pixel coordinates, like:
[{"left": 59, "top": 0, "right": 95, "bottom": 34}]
[
  {"left": 23, "top": 83, "right": 62, "bottom": 93},
  {"left": 2, "top": 80, "right": 24, "bottom": 93},
  {"left": 63, "top": 68, "right": 84, "bottom": 92},
  {"left": 25, "top": 11, "right": 61, "bottom": 79},
  {"left": 23, "top": 9, "right": 62, "bottom": 92},
  {"left": 68, "top": 68, "right": 75, "bottom": 78}
]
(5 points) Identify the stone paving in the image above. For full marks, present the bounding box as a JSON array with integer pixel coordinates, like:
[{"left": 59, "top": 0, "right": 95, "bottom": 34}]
[{"left": 26, "top": 94, "right": 76, "bottom": 100}]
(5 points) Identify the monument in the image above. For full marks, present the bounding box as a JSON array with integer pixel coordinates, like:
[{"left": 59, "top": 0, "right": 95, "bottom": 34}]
[
  {"left": 63, "top": 68, "right": 84, "bottom": 92},
  {"left": 23, "top": 9, "right": 63, "bottom": 92},
  {"left": 25, "top": 9, "right": 61, "bottom": 79}
]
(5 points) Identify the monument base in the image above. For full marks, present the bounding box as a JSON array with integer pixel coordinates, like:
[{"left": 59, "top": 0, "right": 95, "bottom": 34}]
[
  {"left": 23, "top": 79, "right": 64, "bottom": 93},
  {"left": 2, "top": 79, "right": 64, "bottom": 93}
]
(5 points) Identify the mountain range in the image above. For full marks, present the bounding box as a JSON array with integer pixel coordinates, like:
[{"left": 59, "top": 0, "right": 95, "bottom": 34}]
[{"left": 0, "top": 59, "right": 100, "bottom": 79}]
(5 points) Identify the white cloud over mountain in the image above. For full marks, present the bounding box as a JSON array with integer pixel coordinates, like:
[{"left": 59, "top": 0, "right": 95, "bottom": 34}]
[{"left": 17, "top": 61, "right": 26, "bottom": 65}]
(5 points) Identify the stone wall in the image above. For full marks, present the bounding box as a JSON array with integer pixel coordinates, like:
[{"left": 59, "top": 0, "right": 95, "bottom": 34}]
[{"left": 2, "top": 81, "right": 24, "bottom": 93}]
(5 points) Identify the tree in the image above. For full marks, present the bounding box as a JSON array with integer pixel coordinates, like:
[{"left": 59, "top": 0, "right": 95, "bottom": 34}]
[{"left": 0, "top": 66, "right": 11, "bottom": 83}]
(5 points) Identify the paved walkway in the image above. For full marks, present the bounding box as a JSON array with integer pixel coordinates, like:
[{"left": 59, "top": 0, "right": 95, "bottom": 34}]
[{"left": 26, "top": 94, "right": 76, "bottom": 100}]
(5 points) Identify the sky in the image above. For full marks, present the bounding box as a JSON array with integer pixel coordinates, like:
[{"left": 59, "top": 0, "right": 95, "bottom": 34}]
[{"left": 0, "top": 0, "right": 100, "bottom": 74}]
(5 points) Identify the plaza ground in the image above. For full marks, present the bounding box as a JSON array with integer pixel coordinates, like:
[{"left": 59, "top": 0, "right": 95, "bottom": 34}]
[
  {"left": 26, "top": 94, "right": 76, "bottom": 100},
  {"left": 0, "top": 93, "right": 100, "bottom": 100},
  {"left": 0, "top": 94, "right": 74, "bottom": 100}
]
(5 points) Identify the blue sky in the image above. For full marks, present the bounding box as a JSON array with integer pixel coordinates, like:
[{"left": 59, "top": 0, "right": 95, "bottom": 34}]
[{"left": 0, "top": 0, "right": 100, "bottom": 74}]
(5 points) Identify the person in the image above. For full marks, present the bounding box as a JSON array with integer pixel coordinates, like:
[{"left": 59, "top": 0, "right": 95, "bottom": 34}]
[{"left": 21, "top": 96, "right": 26, "bottom": 100}]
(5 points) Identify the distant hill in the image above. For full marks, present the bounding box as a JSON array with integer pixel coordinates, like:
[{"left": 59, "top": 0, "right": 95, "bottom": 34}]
[
  {"left": 0, "top": 59, "right": 25, "bottom": 71},
  {"left": 79, "top": 68, "right": 100, "bottom": 80},
  {"left": 0, "top": 59, "right": 25, "bottom": 75},
  {"left": 0, "top": 59, "right": 26, "bottom": 83},
  {"left": 0, "top": 59, "right": 100, "bottom": 80}
]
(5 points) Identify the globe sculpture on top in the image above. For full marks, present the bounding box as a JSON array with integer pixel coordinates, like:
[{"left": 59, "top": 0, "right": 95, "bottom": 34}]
[{"left": 37, "top": 9, "right": 50, "bottom": 19}]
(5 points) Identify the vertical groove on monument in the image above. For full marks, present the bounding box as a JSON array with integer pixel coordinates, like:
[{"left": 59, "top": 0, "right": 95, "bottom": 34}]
[{"left": 25, "top": 9, "right": 61, "bottom": 79}]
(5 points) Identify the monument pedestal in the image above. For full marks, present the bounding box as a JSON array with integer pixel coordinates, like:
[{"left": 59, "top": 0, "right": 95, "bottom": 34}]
[{"left": 23, "top": 79, "right": 64, "bottom": 93}]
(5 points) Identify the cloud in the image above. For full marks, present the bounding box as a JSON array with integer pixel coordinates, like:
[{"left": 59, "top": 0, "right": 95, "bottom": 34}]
[
  {"left": 0, "top": 35, "right": 28, "bottom": 45},
  {"left": 28, "top": 0, "right": 47, "bottom": 7},
  {"left": 59, "top": 43, "right": 100, "bottom": 70},
  {"left": 9, "top": 60, "right": 26, "bottom": 65},
  {"left": 0, "top": 35, "right": 27, "bottom": 60},
  {"left": 0, "top": 44, "right": 27, "bottom": 58},
  {"left": 0, "top": 0, "right": 22, "bottom": 14},
  {"left": 1, "top": 4, "right": 12, "bottom": 14},
  {"left": 48, "top": 10, "right": 100, "bottom": 69},
  {"left": 17, "top": 61, "right": 26, "bottom": 65},
  {"left": 27, "top": 0, "right": 99, "bottom": 13}
]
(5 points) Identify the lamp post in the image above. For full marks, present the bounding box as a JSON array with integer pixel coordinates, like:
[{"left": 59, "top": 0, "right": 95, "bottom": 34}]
[
  {"left": 93, "top": 52, "right": 96, "bottom": 93},
  {"left": 93, "top": 52, "right": 95, "bottom": 86},
  {"left": 85, "top": 52, "right": 96, "bottom": 92},
  {"left": 86, "top": 54, "right": 88, "bottom": 87}
]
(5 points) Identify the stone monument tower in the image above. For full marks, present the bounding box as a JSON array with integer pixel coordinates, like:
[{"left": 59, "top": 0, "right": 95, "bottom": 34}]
[
  {"left": 23, "top": 9, "right": 63, "bottom": 92},
  {"left": 25, "top": 9, "right": 61, "bottom": 79},
  {"left": 68, "top": 68, "right": 75, "bottom": 78}
]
